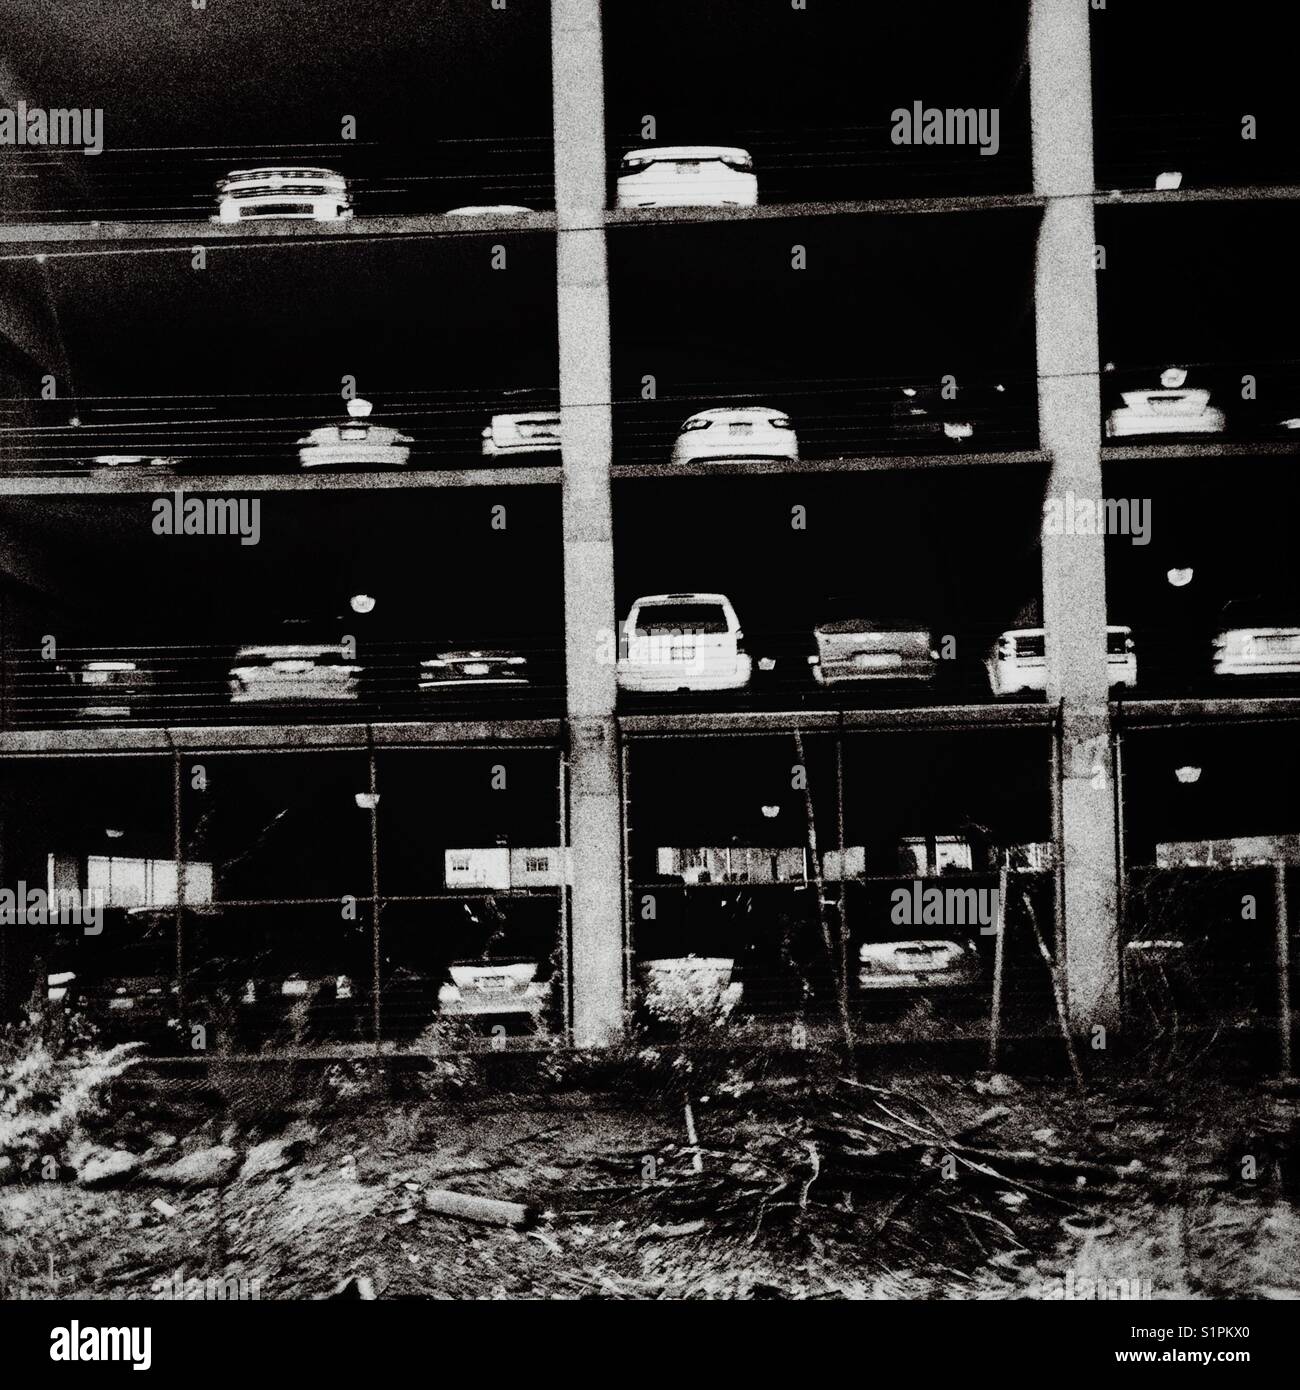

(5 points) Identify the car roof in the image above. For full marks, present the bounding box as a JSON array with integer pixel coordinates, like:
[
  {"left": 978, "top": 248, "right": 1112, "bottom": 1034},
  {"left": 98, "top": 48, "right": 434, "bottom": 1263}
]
[
  {"left": 621, "top": 145, "right": 752, "bottom": 162},
  {"left": 999, "top": 625, "right": 1131, "bottom": 637},
  {"left": 815, "top": 614, "right": 930, "bottom": 630},
  {"left": 445, "top": 205, "right": 532, "bottom": 214},
  {"left": 222, "top": 166, "right": 343, "bottom": 178},
  {"left": 681, "top": 405, "right": 783, "bottom": 421},
  {"left": 233, "top": 644, "right": 348, "bottom": 658},
  {"left": 630, "top": 592, "right": 732, "bottom": 607}
]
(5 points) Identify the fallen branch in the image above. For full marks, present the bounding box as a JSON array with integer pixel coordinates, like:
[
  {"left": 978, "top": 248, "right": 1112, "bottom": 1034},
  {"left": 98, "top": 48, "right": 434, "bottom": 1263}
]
[
  {"left": 952, "top": 1145, "right": 1141, "bottom": 1186},
  {"left": 423, "top": 1188, "right": 538, "bottom": 1229}
]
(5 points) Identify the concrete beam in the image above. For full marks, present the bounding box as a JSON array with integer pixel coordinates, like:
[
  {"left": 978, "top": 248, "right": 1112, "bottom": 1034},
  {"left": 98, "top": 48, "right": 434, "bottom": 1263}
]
[
  {"left": 553, "top": 0, "right": 625, "bottom": 1046},
  {"left": 1030, "top": 0, "right": 1121, "bottom": 1033},
  {"left": 0, "top": 260, "right": 67, "bottom": 379}
]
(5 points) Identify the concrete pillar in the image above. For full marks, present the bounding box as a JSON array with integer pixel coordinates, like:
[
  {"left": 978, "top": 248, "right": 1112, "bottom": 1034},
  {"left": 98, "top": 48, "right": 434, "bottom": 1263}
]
[
  {"left": 1030, "top": 0, "right": 1120, "bottom": 1032},
  {"left": 553, "top": 0, "right": 624, "bottom": 1045}
]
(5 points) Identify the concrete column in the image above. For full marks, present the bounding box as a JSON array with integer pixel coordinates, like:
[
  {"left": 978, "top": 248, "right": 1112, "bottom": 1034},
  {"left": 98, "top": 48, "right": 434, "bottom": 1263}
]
[
  {"left": 1030, "top": 0, "right": 1120, "bottom": 1032},
  {"left": 553, "top": 0, "right": 624, "bottom": 1045}
]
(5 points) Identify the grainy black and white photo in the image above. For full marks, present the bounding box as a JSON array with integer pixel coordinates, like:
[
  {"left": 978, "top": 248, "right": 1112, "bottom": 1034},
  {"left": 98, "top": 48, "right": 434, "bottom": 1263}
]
[{"left": 0, "top": 0, "right": 1296, "bottom": 1357}]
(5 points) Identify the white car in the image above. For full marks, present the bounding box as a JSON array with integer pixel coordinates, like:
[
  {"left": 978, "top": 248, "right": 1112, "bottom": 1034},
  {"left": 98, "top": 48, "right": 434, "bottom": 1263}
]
[
  {"left": 809, "top": 609, "right": 936, "bottom": 685},
  {"left": 670, "top": 406, "right": 798, "bottom": 465},
  {"left": 617, "top": 593, "right": 751, "bottom": 693},
  {"left": 615, "top": 146, "right": 757, "bottom": 209},
  {"left": 437, "top": 962, "right": 552, "bottom": 1021},
  {"left": 419, "top": 648, "right": 529, "bottom": 691},
  {"left": 858, "top": 938, "right": 982, "bottom": 993},
  {"left": 56, "top": 659, "right": 155, "bottom": 720},
  {"left": 987, "top": 626, "right": 1136, "bottom": 695},
  {"left": 229, "top": 644, "right": 362, "bottom": 704},
  {"left": 85, "top": 454, "right": 179, "bottom": 472},
  {"left": 1105, "top": 367, "right": 1225, "bottom": 438},
  {"left": 1213, "top": 604, "right": 1300, "bottom": 677},
  {"left": 297, "top": 399, "right": 412, "bottom": 469},
  {"left": 213, "top": 167, "right": 352, "bottom": 224},
  {"left": 444, "top": 205, "right": 533, "bottom": 217},
  {"left": 481, "top": 411, "right": 561, "bottom": 456}
]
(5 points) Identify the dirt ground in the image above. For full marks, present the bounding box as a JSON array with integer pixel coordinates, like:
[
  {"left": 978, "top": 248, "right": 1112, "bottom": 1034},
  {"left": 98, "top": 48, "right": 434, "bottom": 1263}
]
[{"left": 3, "top": 1059, "right": 1300, "bottom": 1301}]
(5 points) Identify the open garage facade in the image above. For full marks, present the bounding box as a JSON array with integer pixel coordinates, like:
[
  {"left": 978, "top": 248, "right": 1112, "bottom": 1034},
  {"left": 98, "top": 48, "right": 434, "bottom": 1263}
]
[{"left": 1, "top": 0, "right": 1297, "bottom": 1064}]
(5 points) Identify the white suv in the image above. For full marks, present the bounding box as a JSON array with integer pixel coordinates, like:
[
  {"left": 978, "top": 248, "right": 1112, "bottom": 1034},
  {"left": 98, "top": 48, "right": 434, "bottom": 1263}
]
[
  {"left": 617, "top": 593, "right": 751, "bottom": 693},
  {"left": 987, "top": 626, "right": 1137, "bottom": 695},
  {"left": 213, "top": 167, "right": 352, "bottom": 223}
]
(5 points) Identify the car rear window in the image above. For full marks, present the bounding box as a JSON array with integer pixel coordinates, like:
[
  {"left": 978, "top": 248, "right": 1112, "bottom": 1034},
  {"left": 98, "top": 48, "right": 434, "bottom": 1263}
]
[{"left": 634, "top": 604, "right": 728, "bottom": 635}]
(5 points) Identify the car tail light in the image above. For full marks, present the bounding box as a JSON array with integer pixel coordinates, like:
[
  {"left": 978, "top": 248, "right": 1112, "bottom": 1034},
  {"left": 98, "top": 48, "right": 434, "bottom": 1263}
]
[
  {"left": 681, "top": 417, "right": 712, "bottom": 432},
  {"left": 770, "top": 416, "right": 793, "bottom": 429}
]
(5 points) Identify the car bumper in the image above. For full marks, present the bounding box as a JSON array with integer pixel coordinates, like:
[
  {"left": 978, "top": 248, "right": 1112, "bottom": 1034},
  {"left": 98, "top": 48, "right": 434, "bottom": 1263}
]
[
  {"left": 298, "top": 444, "right": 410, "bottom": 468},
  {"left": 618, "top": 656, "right": 751, "bottom": 692},
  {"left": 615, "top": 173, "right": 758, "bottom": 209},
  {"left": 230, "top": 680, "right": 361, "bottom": 702},
  {"left": 1214, "top": 656, "right": 1300, "bottom": 676},
  {"left": 1105, "top": 409, "right": 1226, "bottom": 438},
  {"left": 813, "top": 659, "right": 935, "bottom": 685},
  {"left": 418, "top": 677, "right": 530, "bottom": 690},
  {"left": 857, "top": 971, "right": 980, "bottom": 991},
  {"left": 214, "top": 197, "right": 351, "bottom": 224},
  {"left": 988, "top": 656, "right": 1136, "bottom": 694},
  {"left": 480, "top": 441, "right": 561, "bottom": 457},
  {"left": 437, "top": 985, "right": 551, "bottom": 1017},
  {"left": 670, "top": 440, "right": 798, "bottom": 465}
]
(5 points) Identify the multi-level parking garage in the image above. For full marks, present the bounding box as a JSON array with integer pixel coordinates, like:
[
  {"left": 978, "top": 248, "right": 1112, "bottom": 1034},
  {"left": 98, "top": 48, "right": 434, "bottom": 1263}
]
[{"left": 0, "top": 0, "right": 1296, "bottom": 1062}]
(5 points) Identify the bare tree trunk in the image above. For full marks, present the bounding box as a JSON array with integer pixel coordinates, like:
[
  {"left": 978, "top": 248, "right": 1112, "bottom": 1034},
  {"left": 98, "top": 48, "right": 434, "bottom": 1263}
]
[
  {"left": 793, "top": 731, "right": 856, "bottom": 1075},
  {"left": 1021, "top": 887, "right": 1085, "bottom": 1092}
]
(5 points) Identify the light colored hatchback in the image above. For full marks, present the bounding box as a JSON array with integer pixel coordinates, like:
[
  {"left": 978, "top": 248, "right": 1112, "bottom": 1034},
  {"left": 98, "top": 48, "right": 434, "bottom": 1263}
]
[
  {"left": 616, "top": 145, "right": 757, "bottom": 208},
  {"left": 481, "top": 411, "right": 561, "bottom": 456},
  {"left": 297, "top": 399, "right": 412, "bottom": 469},
  {"left": 1213, "top": 602, "right": 1300, "bottom": 678},
  {"left": 1105, "top": 367, "right": 1225, "bottom": 438}
]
